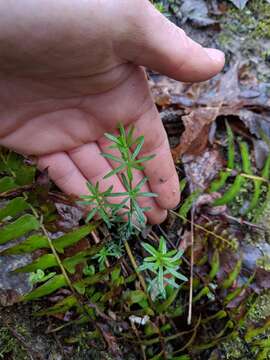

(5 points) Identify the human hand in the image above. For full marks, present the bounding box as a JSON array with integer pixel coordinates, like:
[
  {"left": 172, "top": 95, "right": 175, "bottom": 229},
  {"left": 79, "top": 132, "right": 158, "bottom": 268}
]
[{"left": 0, "top": 0, "right": 224, "bottom": 224}]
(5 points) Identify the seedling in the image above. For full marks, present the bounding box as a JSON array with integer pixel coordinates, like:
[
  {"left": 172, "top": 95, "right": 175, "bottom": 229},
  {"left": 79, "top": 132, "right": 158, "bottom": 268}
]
[
  {"left": 138, "top": 237, "right": 188, "bottom": 299},
  {"left": 29, "top": 269, "right": 56, "bottom": 285},
  {"left": 81, "top": 124, "right": 187, "bottom": 300},
  {"left": 82, "top": 124, "right": 157, "bottom": 237},
  {"left": 93, "top": 242, "right": 124, "bottom": 270}
]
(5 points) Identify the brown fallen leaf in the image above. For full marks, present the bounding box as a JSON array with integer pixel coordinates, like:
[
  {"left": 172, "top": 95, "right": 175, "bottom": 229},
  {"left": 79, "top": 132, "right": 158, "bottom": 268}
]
[
  {"left": 172, "top": 107, "right": 220, "bottom": 157},
  {"left": 182, "top": 148, "right": 223, "bottom": 191},
  {"left": 151, "top": 62, "right": 270, "bottom": 158}
]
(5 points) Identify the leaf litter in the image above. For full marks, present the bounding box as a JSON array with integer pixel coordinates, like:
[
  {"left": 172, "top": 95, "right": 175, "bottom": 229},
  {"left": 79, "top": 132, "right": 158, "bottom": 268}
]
[{"left": 1, "top": 3, "right": 270, "bottom": 359}]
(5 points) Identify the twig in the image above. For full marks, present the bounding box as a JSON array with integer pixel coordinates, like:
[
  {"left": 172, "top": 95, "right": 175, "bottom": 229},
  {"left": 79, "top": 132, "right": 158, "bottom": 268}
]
[
  {"left": 225, "top": 168, "right": 270, "bottom": 184},
  {"left": 124, "top": 240, "right": 147, "bottom": 293},
  {"left": 129, "top": 319, "right": 147, "bottom": 360},
  {"left": 223, "top": 214, "right": 265, "bottom": 230},
  {"left": 187, "top": 206, "right": 195, "bottom": 325},
  {"left": 170, "top": 210, "right": 235, "bottom": 248},
  {"left": 91, "top": 229, "right": 110, "bottom": 267}
]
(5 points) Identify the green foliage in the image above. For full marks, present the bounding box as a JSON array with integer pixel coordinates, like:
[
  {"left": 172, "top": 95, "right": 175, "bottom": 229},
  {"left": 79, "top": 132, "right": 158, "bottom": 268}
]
[
  {"left": 93, "top": 241, "right": 123, "bottom": 270},
  {"left": 0, "top": 149, "right": 35, "bottom": 192},
  {"left": 24, "top": 274, "right": 67, "bottom": 301},
  {"left": 213, "top": 136, "right": 249, "bottom": 207},
  {"left": 153, "top": 2, "right": 165, "bottom": 13},
  {"left": 178, "top": 190, "right": 201, "bottom": 220},
  {"left": 79, "top": 182, "right": 115, "bottom": 226},
  {"left": 138, "top": 237, "right": 187, "bottom": 299},
  {"left": 29, "top": 269, "right": 56, "bottom": 285},
  {"left": 0, "top": 150, "right": 102, "bottom": 313},
  {"left": 209, "top": 249, "right": 220, "bottom": 280},
  {"left": 221, "top": 258, "right": 242, "bottom": 289},
  {"left": 0, "top": 214, "right": 40, "bottom": 245},
  {"left": 3, "top": 127, "right": 265, "bottom": 358},
  {"left": 82, "top": 124, "right": 157, "bottom": 237},
  {"left": 0, "top": 197, "right": 29, "bottom": 221},
  {"left": 211, "top": 123, "right": 270, "bottom": 220},
  {"left": 210, "top": 121, "right": 235, "bottom": 192}
]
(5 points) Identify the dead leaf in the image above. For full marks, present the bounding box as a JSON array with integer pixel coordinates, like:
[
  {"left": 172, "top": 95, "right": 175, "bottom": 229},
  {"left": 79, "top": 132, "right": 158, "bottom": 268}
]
[
  {"left": 195, "top": 193, "right": 227, "bottom": 215},
  {"left": 253, "top": 268, "right": 270, "bottom": 292},
  {"left": 55, "top": 202, "right": 83, "bottom": 230},
  {"left": 98, "top": 322, "right": 121, "bottom": 357},
  {"left": 180, "top": 0, "right": 218, "bottom": 27},
  {"left": 0, "top": 254, "right": 32, "bottom": 306},
  {"left": 182, "top": 148, "right": 223, "bottom": 191},
  {"left": 172, "top": 107, "right": 220, "bottom": 157},
  {"left": 151, "top": 62, "right": 270, "bottom": 158}
]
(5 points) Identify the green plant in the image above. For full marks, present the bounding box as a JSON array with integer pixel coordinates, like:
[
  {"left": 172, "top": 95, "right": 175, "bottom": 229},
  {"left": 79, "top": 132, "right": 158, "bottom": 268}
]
[
  {"left": 81, "top": 124, "right": 157, "bottom": 237},
  {"left": 79, "top": 182, "right": 117, "bottom": 227},
  {"left": 154, "top": 2, "right": 165, "bottom": 13},
  {"left": 29, "top": 269, "right": 56, "bottom": 285},
  {"left": 210, "top": 122, "right": 270, "bottom": 220},
  {"left": 93, "top": 241, "right": 123, "bottom": 270},
  {"left": 138, "top": 237, "right": 188, "bottom": 299}
]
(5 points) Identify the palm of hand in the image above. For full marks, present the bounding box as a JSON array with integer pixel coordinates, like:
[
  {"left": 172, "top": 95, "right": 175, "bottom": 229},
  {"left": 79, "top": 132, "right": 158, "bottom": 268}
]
[
  {"left": 0, "top": 63, "right": 176, "bottom": 224},
  {"left": 0, "top": 0, "right": 224, "bottom": 224}
]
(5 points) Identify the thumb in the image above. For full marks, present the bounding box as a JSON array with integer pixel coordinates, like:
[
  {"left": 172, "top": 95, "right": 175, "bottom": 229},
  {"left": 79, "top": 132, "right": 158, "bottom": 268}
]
[{"left": 117, "top": 1, "right": 225, "bottom": 82}]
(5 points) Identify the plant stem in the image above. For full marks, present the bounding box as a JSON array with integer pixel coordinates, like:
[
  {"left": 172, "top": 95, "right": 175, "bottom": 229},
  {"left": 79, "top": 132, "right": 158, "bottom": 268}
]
[
  {"left": 187, "top": 206, "right": 194, "bottom": 325},
  {"left": 124, "top": 240, "right": 147, "bottom": 293},
  {"left": 170, "top": 210, "right": 236, "bottom": 248},
  {"left": 25, "top": 193, "right": 75, "bottom": 293}
]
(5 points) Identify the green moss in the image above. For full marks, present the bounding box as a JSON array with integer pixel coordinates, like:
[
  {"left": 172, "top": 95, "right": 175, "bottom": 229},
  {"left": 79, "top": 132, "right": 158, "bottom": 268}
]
[
  {"left": 256, "top": 255, "right": 270, "bottom": 271},
  {"left": 0, "top": 327, "right": 28, "bottom": 360},
  {"left": 218, "top": 32, "right": 233, "bottom": 48},
  {"left": 220, "top": 336, "right": 249, "bottom": 360},
  {"left": 247, "top": 291, "right": 270, "bottom": 323},
  {"left": 218, "top": 0, "right": 270, "bottom": 60},
  {"left": 249, "top": 0, "right": 270, "bottom": 39},
  {"left": 219, "top": 291, "right": 270, "bottom": 359},
  {"left": 224, "top": 0, "right": 270, "bottom": 38}
]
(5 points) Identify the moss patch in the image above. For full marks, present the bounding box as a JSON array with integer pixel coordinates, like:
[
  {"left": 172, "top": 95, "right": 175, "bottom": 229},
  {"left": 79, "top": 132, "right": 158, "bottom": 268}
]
[
  {"left": 218, "top": 0, "right": 270, "bottom": 81},
  {"left": 0, "top": 327, "right": 28, "bottom": 360},
  {"left": 220, "top": 291, "right": 270, "bottom": 360}
]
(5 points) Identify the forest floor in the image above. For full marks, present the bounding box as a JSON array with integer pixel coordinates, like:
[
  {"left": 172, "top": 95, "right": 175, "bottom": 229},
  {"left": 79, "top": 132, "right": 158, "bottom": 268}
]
[{"left": 1, "top": 1, "right": 270, "bottom": 359}]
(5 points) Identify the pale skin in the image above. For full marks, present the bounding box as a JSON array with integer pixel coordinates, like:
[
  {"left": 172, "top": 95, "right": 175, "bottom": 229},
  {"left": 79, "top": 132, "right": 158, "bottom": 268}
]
[{"left": 0, "top": 0, "right": 225, "bottom": 224}]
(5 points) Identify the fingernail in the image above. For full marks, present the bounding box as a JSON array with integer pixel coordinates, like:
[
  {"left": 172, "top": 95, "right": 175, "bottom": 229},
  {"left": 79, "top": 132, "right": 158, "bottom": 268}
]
[{"left": 205, "top": 48, "right": 225, "bottom": 65}]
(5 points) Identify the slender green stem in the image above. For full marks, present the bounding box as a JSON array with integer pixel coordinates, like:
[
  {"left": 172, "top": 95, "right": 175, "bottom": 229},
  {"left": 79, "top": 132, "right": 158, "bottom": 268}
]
[
  {"left": 124, "top": 240, "right": 147, "bottom": 293},
  {"left": 170, "top": 210, "right": 236, "bottom": 248},
  {"left": 23, "top": 193, "right": 76, "bottom": 293}
]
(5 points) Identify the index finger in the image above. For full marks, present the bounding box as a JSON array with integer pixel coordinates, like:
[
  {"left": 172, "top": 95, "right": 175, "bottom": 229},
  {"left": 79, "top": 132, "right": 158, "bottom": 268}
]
[{"left": 133, "top": 102, "right": 180, "bottom": 210}]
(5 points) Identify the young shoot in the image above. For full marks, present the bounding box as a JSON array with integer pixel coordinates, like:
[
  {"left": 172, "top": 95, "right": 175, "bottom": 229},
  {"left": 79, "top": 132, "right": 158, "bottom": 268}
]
[
  {"left": 138, "top": 237, "right": 188, "bottom": 299},
  {"left": 81, "top": 124, "right": 157, "bottom": 236},
  {"left": 93, "top": 242, "right": 124, "bottom": 271}
]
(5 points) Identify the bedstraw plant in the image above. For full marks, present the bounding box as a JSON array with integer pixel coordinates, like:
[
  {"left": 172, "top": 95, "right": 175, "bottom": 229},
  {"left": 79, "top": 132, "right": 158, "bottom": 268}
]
[
  {"left": 81, "top": 124, "right": 187, "bottom": 299},
  {"left": 139, "top": 237, "right": 187, "bottom": 299}
]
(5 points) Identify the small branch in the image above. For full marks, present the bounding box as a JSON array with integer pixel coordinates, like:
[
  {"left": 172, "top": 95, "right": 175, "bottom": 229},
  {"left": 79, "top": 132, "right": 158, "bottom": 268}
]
[
  {"left": 170, "top": 210, "right": 235, "bottom": 248},
  {"left": 225, "top": 168, "right": 270, "bottom": 184},
  {"left": 124, "top": 240, "right": 147, "bottom": 293},
  {"left": 187, "top": 206, "right": 195, "bottom": 326},
  {"left": 223, "top": 214, "right": 265, "bottom": 230},
  {"left": 91, "top": 229, "right": 110, "bottom": 267}
]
